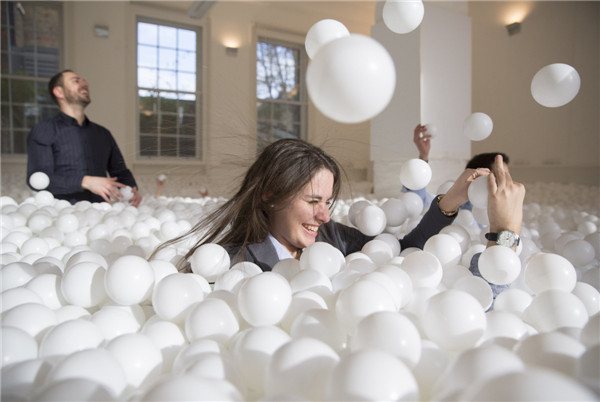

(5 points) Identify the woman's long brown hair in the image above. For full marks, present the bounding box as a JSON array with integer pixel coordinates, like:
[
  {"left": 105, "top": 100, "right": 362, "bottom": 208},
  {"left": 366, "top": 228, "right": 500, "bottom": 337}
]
[{"left": 149, "top": 138, "right": 342, "bottom": 271}]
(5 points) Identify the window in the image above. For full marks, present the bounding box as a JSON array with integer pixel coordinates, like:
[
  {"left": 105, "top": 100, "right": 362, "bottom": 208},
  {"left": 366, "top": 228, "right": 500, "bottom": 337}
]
[
  {"left": 136, "top": 19, "right": 201, "bottom": 159},
  {"left": 1, "top": 1, "right": 61, "bottom": 155},
  {"left": 256, "top": 36, "right": 307, "bottom": 152}
]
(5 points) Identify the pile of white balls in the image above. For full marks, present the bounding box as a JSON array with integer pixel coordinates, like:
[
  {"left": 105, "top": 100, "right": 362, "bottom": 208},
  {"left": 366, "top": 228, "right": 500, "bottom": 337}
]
[{"left": 1, "top": 178, "right": 599, "bottom": 401}]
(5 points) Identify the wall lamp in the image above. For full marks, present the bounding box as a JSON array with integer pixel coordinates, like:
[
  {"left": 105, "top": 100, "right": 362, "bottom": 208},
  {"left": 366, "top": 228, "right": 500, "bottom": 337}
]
[
  {"left": 506, "top": 22, "right": 521, "bottom": 36},
  {"left": 225, "top": 46, "right": 238, "bottom": 56}
]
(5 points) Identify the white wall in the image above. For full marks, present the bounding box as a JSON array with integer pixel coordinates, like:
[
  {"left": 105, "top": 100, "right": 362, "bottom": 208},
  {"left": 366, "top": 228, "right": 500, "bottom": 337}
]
[
  {"left": 470, "top": 1, "right": 599, "bottom": 186},
  {"left": 370, "top": 2, "right": 471, "bottom": 197}
]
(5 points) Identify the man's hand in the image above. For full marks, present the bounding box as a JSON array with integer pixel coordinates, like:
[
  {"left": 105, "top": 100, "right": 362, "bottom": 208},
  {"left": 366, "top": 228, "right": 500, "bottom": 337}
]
[
  {"left": 487, "top": 154, "right": 526, "bottom": 237},
  {"left": 129, "top": 186, "right": 142, "bottom": 207},
  {"left": 413, "top": 124, "right": 432, "bottom": 161},
  {"left": 81, "top": 175, "right": 125, "bottom": 203}
]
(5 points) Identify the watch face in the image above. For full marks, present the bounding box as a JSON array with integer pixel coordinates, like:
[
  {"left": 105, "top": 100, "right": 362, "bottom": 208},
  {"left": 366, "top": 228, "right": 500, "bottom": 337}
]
[{"left": 498, "top": 230, "right": 518, "bottom": 247}]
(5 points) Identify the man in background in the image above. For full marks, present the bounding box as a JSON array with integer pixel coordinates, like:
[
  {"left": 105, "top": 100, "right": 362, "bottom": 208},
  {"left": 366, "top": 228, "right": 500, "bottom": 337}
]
[{"left": 26, "top": 70, "right": 141, "bottom": 206}]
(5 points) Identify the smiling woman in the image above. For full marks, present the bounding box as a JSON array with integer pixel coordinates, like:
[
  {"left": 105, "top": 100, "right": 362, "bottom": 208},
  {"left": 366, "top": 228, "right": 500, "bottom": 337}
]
[{"left": 149, "top": 137, "right": 503, "bottom": 273}]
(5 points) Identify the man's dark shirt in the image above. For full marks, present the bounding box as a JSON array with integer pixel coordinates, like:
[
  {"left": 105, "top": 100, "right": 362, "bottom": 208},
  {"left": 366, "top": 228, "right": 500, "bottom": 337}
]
[{"left": 26, "top": 112, "right": 137, "bottom": 204}]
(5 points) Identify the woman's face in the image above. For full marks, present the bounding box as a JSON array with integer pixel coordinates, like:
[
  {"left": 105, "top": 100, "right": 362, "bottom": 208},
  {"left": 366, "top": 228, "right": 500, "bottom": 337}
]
[{"left": 269, "top": 168, "right": 334, "bottom": 257}]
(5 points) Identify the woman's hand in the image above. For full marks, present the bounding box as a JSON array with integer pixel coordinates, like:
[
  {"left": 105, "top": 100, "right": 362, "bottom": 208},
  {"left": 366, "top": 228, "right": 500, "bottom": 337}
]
[{"left": 438, "top": 167, "right": 491, "bottom": 214}]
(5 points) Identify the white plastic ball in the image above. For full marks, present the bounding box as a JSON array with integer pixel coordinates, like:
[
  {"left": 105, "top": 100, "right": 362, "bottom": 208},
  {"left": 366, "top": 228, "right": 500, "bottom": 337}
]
[
  {"left": 335, "top": 279, "right": 396, "bottom": 334},
  {"left": 523, "top": 289, "right": 589, "bottom": 332},
  {"left": 305, "top": 19, "right": 350, "bottom": 59},
  {"left": 348, "top": 200, "right": 371, "bottom": 227},
  {"left": 299, "top": 241, "right": 345, "bottom": 278},
  {"left": 189, "top": 243, "right": 230, "bottom": 282},
  {"left": 265, "top": 337, "right": 339, "bottom": 401},
  {"left": 572, "top": 282, "right": 600, "bottom": 316},
  {"left": 355, "top": 204, "right": 387, "bottom": 236},
  {"left": 106, "top": 333, "right": 163, "bottom": 390},
  {"left": 184, "top": 297, "right": 240, "bottom": 344},
  {"left": 1, "top": 326, "right": 38, "bottom": 367},
  {"left": 478, "top": 245, "right": 522, "bottom": 285},
  {"left": 380, "top": 198, "right": 408, "bottom": 227},
  {"left": 28, "top": 172, "right": 50, "bottom": 190},
  {"left": 524, "top": 252, "right": 577, "bottom": 294},
  {"left": 230, "top": 326, "right": 291, "bottom": 393},
  {"left": 61, "top": 262, "right": 108, "bottom": 308},
  {"left": 463, "top": 112, "right": 493, "bottom": 141},
  {"left": 531, "top": 63, "right": 581, "bottom": 108},
  {"left": 325, "top": 349, "right": 418, "bottom": 401},
  {"left": 105, "top": 255, "right": 155, "bottom": 305},
  {"left": 44, "top": 348, "right": 127, "bottom": 399},
  {"left": 152, "top": 273, "right": 206, "bottom": 323},
  {"left": 306, "top": 34, "right": 396, "bottom": 124},
  {"left": 38, "top": 318, "right": 104, "bottom": 358},
  {"left": 400, "top": 158, "right": 432, "bottom": 190},
  {"left": 467, "top": 175, "right": 489, "bottom": 209},
  {"left": 561, "top": 239, "right": 595, "bottom": 267},
  {"left": 361, "top": 239, "right": 394, "bottom": 265},
  {"left": 382, "top": 0, "right": 425, "bottom": 34},
  {"left": 422, "top": 289, "right": 486, "bottom": 352},
  {"left": 399, "top": 191, "right": 424, "bottom": 217},
  {"left": 237, "top": 272, "right": 292, "bottom": 327},
  {"left": 423, "top": 233, "right": 462, "bottom": 267},
  {"left": 400, "top": 250, "right": 442, "bottom": 288},
  {"left": 350, "top": 311, "right": 421, "bottom": 368}
]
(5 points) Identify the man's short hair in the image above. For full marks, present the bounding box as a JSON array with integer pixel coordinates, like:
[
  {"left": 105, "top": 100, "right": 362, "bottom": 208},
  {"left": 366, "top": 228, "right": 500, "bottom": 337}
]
[
  {"left": 466, "top": 152, "right": 510, "bottom": 170},
  {"left": 48, "top": 69, "right": 73, "bottom": 105}
]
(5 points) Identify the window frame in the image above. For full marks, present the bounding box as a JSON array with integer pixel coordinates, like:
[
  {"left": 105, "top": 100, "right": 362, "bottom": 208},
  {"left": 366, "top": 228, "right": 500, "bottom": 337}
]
[
  {"left": 135, "top": 16, "right": 203, "bottom": 161},
  {"left": 255, "top": 29, "right": 308, "bottom": 153},
  {"left": 1, "top": 1, "right": 63, "bottom": 158}
]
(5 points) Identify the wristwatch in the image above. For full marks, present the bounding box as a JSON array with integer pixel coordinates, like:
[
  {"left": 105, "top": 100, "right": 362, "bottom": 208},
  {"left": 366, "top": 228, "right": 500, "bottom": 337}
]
[{"left": 485, "top": 230, "right": 520, "bottom": 247}]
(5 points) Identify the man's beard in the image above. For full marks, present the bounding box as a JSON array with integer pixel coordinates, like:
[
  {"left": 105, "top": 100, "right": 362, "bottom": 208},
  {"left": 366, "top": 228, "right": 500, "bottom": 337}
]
[{"left": 64, "top": 89, "right": 91, "bottom": 106}]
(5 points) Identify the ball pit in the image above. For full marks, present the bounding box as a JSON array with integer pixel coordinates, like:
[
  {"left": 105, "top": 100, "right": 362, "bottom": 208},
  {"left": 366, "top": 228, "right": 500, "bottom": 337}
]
[{"left": 1, "top": 181, "right": 599, "bottom": 401}]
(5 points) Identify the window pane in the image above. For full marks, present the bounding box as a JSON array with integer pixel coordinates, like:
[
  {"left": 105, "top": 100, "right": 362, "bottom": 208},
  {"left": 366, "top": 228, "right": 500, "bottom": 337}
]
[
  {"left": 11, "top": 105, "right": 25, "bottom": 127},
  {"left": 179, "top": 94, "right": 195, "bottom": 114},
  {"left": 160, "top": 136, "right": 177, "bottom": 156},
  {"left": 138, "top": 67, "right": 157, "bottom": 88},
  {"left": 138, "top": 45, "right": 157, "bottom": 68},
  {"left": 180, "top": 115, "right": 195, "bottom": 136},
  {"left": 178, "top": 29, "right": 195, "bottom": 51},
  {"left": 13, "top": 129, "right": 27, "bottom": 153},
  {"left": 140, "top": 135, "right": 158, "bottom": 156},
  {"left": 1, "top": 129, "right": 11, "bottom": 153},
  {"left": 36, "top": 81, "right": 52, "bottom": 105},
  {"left": 158, "top": 69, "right": 176, "bottom": 90},
  {"left": 177, "top": 72, "right": 195, "bottom": 92},
  {"left": 138, "top": 22, "right": 157, "bottom": 46},
  {"left": 140, "top": 113, "right": 158, "bottom": 134},
  {"left": 177, "top": 50, "right": 195, "bottom": 73},
  {"left": 139, "top": 90, "right": 157, "bottom": 113},
  {"left": 158, "top": 25, "right": 177, "bottom": 48},
  {"left": 12, "top": 79, "right": 35, "bottom": 103},
  {"left": 160, "top": 114, "right": 177, "bottom": 134},
  {"left": 257, "top": 101, "right": 271, "bottom": 120},
  {"left": 158, "top": 47, "right": 176, "bottom": 70},
  {"left": 179, "top": 137, "right": 195, "bottom": 157},
  {"left": 160, "top": 93, "right": 177, "bottom": 113}
]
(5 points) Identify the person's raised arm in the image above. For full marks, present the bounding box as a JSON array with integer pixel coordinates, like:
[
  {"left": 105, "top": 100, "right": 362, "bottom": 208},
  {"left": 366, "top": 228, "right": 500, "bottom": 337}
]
[
  {"left": 413, "top": 124, "right": 432, "bottom": 162},
  {"left": 486, "top": 154, "right": 525, "bottom": 250}
]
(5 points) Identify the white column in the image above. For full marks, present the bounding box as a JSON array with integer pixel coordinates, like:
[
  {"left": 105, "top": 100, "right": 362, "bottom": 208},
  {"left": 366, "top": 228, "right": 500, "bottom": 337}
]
[{"left": 371, "top": 3, "right": 472, "bottom": 198}]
